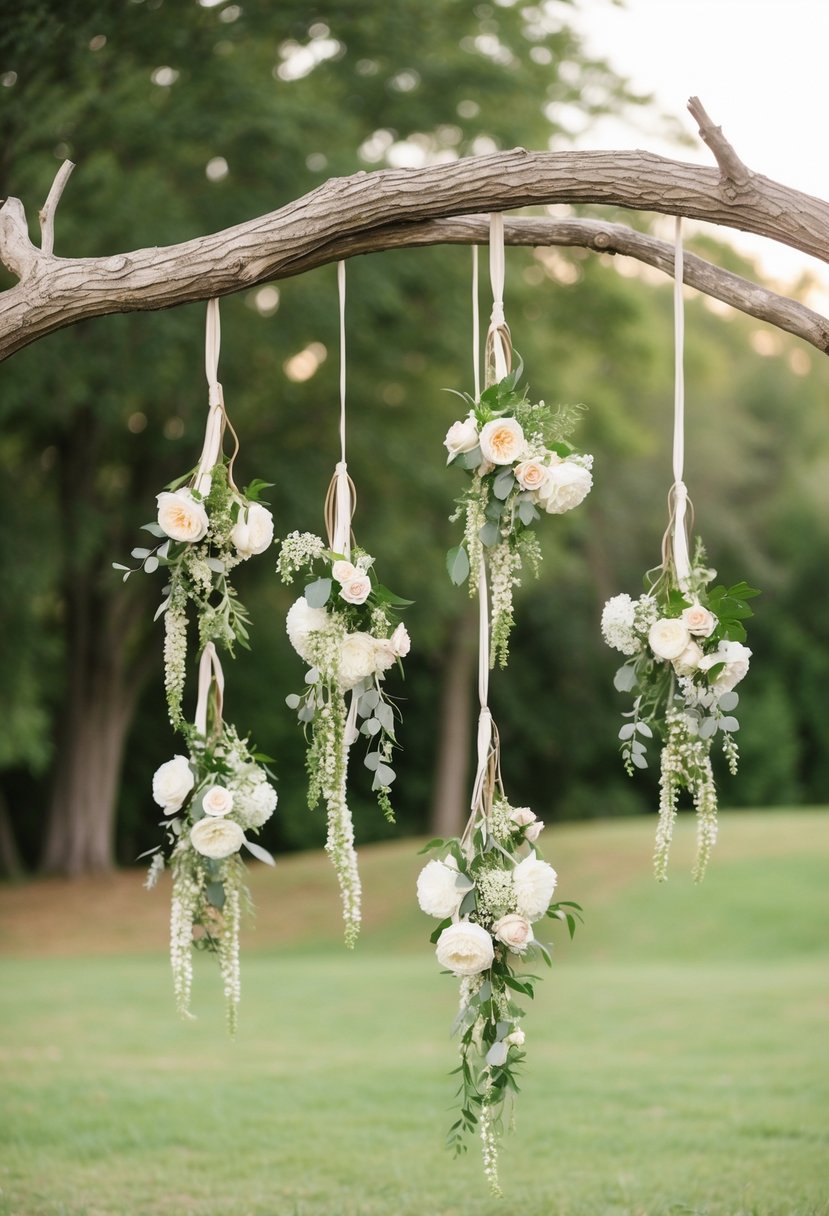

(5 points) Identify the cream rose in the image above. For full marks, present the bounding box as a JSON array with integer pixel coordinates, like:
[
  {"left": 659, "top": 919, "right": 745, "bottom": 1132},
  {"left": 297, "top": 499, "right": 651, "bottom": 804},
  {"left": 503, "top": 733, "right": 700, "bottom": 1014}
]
[
  {"left": 156, "top": 489, "right": 209, "bottom": 543},
  {"left": 681, "top": 603, "right": 718, "bottom": 637},
  {"left": 444, "top": 416, "right": 480, "bottom": 462},
  {"left": 673, "top": 640, "right": 704, "bottom": 677},
  {"left": 339, "top": 574, "right": 372, "bottom": 606},
  {"left": 339, "top": 632, "right": 380, "bottom": 690},
  {"left": 331, "top": 560, "right": 356, "bottom": 583},
  {"left": 201, "top": 784, "right": 234, "bottom": 817},
  {"left": 538, "top": 460, "right": 593, "bottom": 514},
  {"left": 513, "top": 851, "right": 558, "bottom": 920},
  {"left": 435, "top": 920, "right": 494, "bottom": 976},
  {"left": 478, "top": 417, "right": 526, "bottom": 465},
  {"left": 648, "top": 617, "right": 691, "bottom": 661},
  {"left": 504, "top": 1028, "right": 525, "bottom": 1048},
  {"left": 152, "top": 755, "right": 195, "bottom": 812},
  {"left": 513, "top": 458, "right": 551, "bottom": 493},
  {"left": 525, "top": 820, "right": 544, "bottom": 843},
  {"left": 231, "top": 502, "right": 274, "bottom": 559},
  {"left": 698, "top": 640, "right": 752, "bottom": 692},
  {"left": 417, "top": 857, "right": 474, "bottom": 919},
  {"left": 286, "top": 596, "right": 331, "bottom": 663},
  {"left": 389, "top": 622, "right": 411, "bottom": 658},
  {"left": 509, "top": 807, "right": 536, "bottom": 829},
  {"left": 190, "top": 816, "right": 245, "bottom": 859},
  {"left": 491, "top": 913, "right": 534, "bottom": 953}
]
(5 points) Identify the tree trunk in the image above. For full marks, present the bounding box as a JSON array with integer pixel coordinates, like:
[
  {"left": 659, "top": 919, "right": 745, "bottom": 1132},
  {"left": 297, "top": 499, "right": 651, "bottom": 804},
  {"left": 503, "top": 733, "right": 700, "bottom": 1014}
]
[
  {"left": 430, "top": 606, "right": 476, "bottom": 838},
  {"left": 0, "top": 787, "right": 24, "bottom": 879}
]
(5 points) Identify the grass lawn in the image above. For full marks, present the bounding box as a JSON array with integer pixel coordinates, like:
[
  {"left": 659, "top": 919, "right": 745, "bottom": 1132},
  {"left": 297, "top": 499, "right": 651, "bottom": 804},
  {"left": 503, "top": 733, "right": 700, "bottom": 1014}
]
[{"left": 1, "top": 810, "right": 828, "bottom": 1216}]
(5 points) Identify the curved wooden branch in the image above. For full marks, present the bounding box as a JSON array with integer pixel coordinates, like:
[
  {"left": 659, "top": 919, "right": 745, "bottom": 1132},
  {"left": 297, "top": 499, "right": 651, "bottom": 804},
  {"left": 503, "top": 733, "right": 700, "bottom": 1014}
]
[{"left": 2, "top": 99, "right": 829, "bottom": 361}]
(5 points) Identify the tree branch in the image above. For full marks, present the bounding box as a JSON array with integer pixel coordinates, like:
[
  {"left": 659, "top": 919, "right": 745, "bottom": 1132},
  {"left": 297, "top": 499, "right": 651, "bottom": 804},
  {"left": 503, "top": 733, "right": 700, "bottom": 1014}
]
[
  {"left": 688, "top": 96, "right": 752, "bottom": 189},
  {"left": 38, "top": 160, "right": 75, "bottom": 257},
  {"left": 2, "top": 100, "right": 829, "bottom": 361}
]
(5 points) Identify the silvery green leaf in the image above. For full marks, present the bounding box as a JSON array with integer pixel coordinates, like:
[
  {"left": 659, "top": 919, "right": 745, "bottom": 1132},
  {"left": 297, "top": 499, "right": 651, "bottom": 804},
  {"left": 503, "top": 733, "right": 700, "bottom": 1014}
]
[
  {"left": 718, "top": 691, "right": 740, "bottom": 712},
  {"left": 517, "top": 499, "right": 539, "bottom": 526},
  {"left": 304, "top": 577, "right": 332, "bottom": 608},
  {"left": 205, "top": 881, "right": 225, "bottom": 909},
  {"left": 700, "top": 717, "right": 718, "bottom": 739},
  {"left": 297, "top": 705, "right": 315, "bottom": 723},
  {"left": 635, "top": 722, "right": 653, "bottom": 738},
  {"left": 131, "top": 547, "right": 151, "bottom": 560},
  {"left": 243, "top": 839, "right": 276, "bottom": 866},
  {"left": 360, "top": 689, "right": 380, "bottom": 713},
  {"left": 631, "top": 740, "right": 647, "bottom": 755},
  {"left": 492, "top": 468, "right": 515, "bottom": 501},
  {"left": 478, "top": 521, "right": 499, "bottom": 548},
  {"left": 720, "top": 716, "right": 740, "bottom": 732},
  {"left": 304, "top": 668, "right": 320, "bottom": 684},
  {"left": 373, "top": 762, "right": 396, "bottom": 787},
  {"left": 363, "top": 753, "right": 381, "bottom": 772},
  {"left": 446, "top": 546, "right": 470, "bottom": 586},
  {"left": 361, "top": 718, "right": 381, "bottom": 736},
  {"left": 141, "top": 523, "right": 166, "bottom": 537},
  {"left": 158, "top": 541, "right": 171, "bottom": 559},
  {"left": 205, "top": 557, "right": 226, "bottom": 574},
  {"left": 112, "top": 563, "right": 130, "bottom": 572},
  {"left": 457, "top": 445, "right": 483, "bottom": 470},
  {"left": 631, "top": 753, "right": 648, "bottom": 769},
  {"left": 136, "top": 845, "right": 161, "bottom": 860},
  {"left": 613, "top": 665, "right": 637, "bottom": 693},
  {"left": 375, "top": 702, "right": 395, "bottom": 733},
  {"left": 485, "top": 499, "right": 504, "bottom": 522},
  {"left": 122, "top": 571, "right": 131, "bottom": 583},
  {"left": 285, "top": 693, "right": 301, "bottom": 709},
  {"left": 618, "top": 723, "right": 636, "bottom": 741},
  {"left": 143, "top": 556, "right": 159, "bottom": 574}
]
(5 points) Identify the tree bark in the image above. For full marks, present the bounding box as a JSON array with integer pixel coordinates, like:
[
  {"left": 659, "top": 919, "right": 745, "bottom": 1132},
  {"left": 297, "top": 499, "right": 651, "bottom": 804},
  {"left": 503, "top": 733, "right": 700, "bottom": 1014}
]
[
  {"left": 0, "top": 787, "right": 24, "bottom": 879},
  {"left": 430, "top": 607, "right": 477, "bottom": 839}
]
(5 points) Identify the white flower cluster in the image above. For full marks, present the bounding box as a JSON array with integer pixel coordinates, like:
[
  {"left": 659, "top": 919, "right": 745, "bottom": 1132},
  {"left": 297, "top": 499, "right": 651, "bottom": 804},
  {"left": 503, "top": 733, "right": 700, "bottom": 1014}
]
[
  {"left": 276, "top": 530, "right": 326, "bottom": 583},
  {"left": 655, "top": 709, "right": 718, "bottom": 882},
  {"left": 601, "top": 593, "right": 638, "bottom": 656},
  {"left": 286, "top": 597, "right": 410, "bottom": 693},
  {"left": 156, "top": 487, "right": 274, "bottom": 559}
]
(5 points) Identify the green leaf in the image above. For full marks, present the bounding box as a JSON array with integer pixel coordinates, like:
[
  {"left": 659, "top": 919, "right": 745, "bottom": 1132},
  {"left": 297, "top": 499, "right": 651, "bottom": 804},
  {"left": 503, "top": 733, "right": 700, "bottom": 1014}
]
[
  {"left": 373, "top": 762, "right": 396, "bottom": 787},
  {"left": 478, "top": 521, "right": 499, "bottom": 548},
  {"left": 492, "top": 468, "right": 515, "bottom": 501},
  {"left": 446, "top": 546, "right": 470, "bottom": 585},
  {"left": 285, "top": 693, "right": 301, "bottom": 710},
  {"left": 418, "top": 837, "right": 446, "bottom": 855},
  {"left": 429, "top": 917, "right": 451, "bottom": 944},
  {"left": 517, "top": 498, "right": 539, "bottom": 526},
  {"left": 614, "top": 665, "right": 637, "bottom": 693},
  {"left": 141, "top": 523, "right": 166, "bottom": 538},
  {"left": 457, "top": 446, "right": 483, "bottom": 470},
  {"left": 242, "top": 478, "right": 275, "bottom": 502},
  {"left": 364, "top": 753, "right": 381, "bottom": 772},
  {"left": 635, "top": 721, "right": 653, "bottom": 738},
  {"left": 372, "top": 584, "right": 414, "bottom": 607},
  {"left": 304, "top": 577, "right": 332, "bottom": 609},
  {"left": 205, "top": 881, "right": 226, "bottom": 909},
  {"left": 243, "top": 839, "right": 276, "bottom": 867},
  {"left": 718, "top": 691, "right": 739, "bottom": 712},
  {"left": 720, "top": 715, "right": 740, "bottom": 732}
]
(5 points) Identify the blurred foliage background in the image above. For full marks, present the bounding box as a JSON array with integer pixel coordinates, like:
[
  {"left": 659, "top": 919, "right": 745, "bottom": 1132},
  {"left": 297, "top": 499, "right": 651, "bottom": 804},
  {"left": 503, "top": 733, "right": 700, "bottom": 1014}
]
[{"left": 2, "top": 0, "right": 828, "bottom": 876}]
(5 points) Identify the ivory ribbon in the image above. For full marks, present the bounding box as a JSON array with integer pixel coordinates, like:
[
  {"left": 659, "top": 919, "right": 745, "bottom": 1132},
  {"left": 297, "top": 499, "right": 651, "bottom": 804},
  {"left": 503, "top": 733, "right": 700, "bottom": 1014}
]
[
  {"left": 472, "top": 245, "right": 481, "bottom": 401},
  {"left": 671, "top": 219, "right": 692, "bottom": 588},
  {"left": 195, "top": 298, "right": 225, "bottom": 497},
  {"left": 327, "top": 261, "right": 355, "bottom": 559},
  {"left": 194, "top": 641, "right": 225, "bottom": 737},
  {"left": 486, "top": 212, "right": 511, "bottom": 383}
]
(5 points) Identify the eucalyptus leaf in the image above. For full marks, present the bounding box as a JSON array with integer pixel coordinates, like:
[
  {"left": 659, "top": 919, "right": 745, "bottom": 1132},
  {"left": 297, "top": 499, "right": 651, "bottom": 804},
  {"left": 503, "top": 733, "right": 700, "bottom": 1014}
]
[
  {"left": 363, "top": 752, "right": 381, "bottom": 772},
  {"left": 131, "top": 547, "right": 151, "bottom": 560},
  {"left": 143, "top": 556, "right": 159, "bottom": 574},
  {"left": 614, "top": 665, "right": 637, "bottom": 693},
  {"left": 457, "top": 446, "right": 483, "bottom": 470},
  {"left": 304, "top": 577, "right": 332, "bottom": 608},
  {"left": 718, "top": 691, "right": 740, "bottom": 712},
  {"left": 297, "top": 705, "right": 315, "bottom": 723},
  {"left": 375, "top": 702, "right": 395, "bottom": 734},
  {"left": 631, "top": 753, "right": 648, "bottom": 769},
  {"left": 492, "top": 468, "right": 515, "bottom": 501},
  {"left": 244, "top": 839, "right": 276, "bottom": 866},
  {"left": 285, "top": 693, "right": 301, "bottom": 709},
  {"left": 635, "top": 722, "right": 653, "bottom": 738},
  {"left": 205, "top": 557, "right": 226, "bottom": 574},
  {"left": 112, "top": 563, "right": 130, "bottom": 572},
  {"left": 478, "top": 521, "right": 499, "bottom": 548},
  {"left": 517, "top": 499, "right": 539, "bottom": 526},
  {"left": 361, "top": 718, "right": 381, "bottom": 737},
  {"left": 374, "top": 762, "right": 396, "bottom": 787},
  {"left": 618, "top": 723, "right": 636, "bottom": 741},
  {"left": 700, "top": 717, "right": 718, "bottom": 739},
  {"left": 141, "top": 523, "right": 166, "bottom": 537},
  {"left": 304, "top": 668, "right": 320, "bottom": 684},
  {"left": 446, "top": 545, "right": 470, "bottom": 586},
  {"left": 205, "top": 881, "right": 226, "bottom": 909},
  {"left": 720, "top": 715, "right": 740, "bottom": 732}
]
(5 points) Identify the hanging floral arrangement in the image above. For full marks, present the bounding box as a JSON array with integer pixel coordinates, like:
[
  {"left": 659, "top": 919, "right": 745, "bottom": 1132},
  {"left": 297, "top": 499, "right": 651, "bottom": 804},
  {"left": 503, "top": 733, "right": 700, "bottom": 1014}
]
[{"left": 601, "top": 221, "right": 759, "bottom": 881}]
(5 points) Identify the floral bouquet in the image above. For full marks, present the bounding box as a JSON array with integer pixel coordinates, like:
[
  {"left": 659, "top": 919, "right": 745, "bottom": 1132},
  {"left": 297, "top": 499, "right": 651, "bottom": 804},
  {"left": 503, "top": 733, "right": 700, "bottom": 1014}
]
[
  {"left": 602, "top": 540, "right": 759, "bottom": 880},
  {"left": 418, "top": 795, "right": 581, "bottom": 1194},
  {"left": 278, "top": 530, "right": 411, "bottom": 946},
  {"left": 145, "top": 707, "right": 277, "bottom": 1033},
  {"left": 116, "top": 461, "right": 274, "bottom": 729},
  {"left": 444, "top": 361, "right": 593, "bottom": 667}
]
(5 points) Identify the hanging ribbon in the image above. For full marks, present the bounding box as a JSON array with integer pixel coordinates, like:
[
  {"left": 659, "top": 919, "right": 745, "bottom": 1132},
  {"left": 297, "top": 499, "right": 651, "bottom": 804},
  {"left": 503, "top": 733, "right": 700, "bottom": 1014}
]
[
  {"left": 472, "top": 245, "right": 481, "bottom": 402},
  {"left": 194, "top": 641, "right": 225, "bottom": 737},
  {"left": 485, "top": 213, "right": 512, "bottom": 385},
  {"left": 195, "top": 299, "right": 225, "bottom": 496},
  {"left": 670, "top": 218, "right": 693, "bottom": 588},
  {"left": 324, "top": 261, "right": 356, "bottom": 558}
]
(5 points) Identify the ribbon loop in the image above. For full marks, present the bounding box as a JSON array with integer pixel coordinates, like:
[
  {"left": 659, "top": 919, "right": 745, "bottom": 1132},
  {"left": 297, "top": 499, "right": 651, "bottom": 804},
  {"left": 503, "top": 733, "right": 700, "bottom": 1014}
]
[
  {"left": 194, "top": 641, "right": 225, "bottom": 737},
  {"left": 670, "top": 219, "right": 692, "bottom": 589},
  {"left": 486, "top": 214, "right": 512, "bottom": 383}
]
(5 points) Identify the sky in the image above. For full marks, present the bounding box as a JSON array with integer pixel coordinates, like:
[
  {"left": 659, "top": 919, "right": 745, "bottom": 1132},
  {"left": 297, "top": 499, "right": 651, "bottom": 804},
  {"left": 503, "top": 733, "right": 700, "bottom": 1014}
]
[{"left": 569, "top": 0, "right": 829, "bottom": 299}]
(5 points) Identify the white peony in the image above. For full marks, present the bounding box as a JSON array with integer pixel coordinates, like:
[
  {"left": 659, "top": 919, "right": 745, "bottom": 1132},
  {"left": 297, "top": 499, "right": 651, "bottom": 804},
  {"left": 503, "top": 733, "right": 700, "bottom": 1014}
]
[
  {"left": 201, "top": 784, "right": 234, "bottom": 817},
  {"left": 648, "top": 617, "right": 691, "bottom": 661},
  {"left": 513, "top": 851, "right": 558, "bottom": 920},
  {"left": 190, "top": 816, "right": 245, "bottom": 859},
  {"left": 152, "top": 755, "right": 195, "bottom": 812},
  {"left": 513, "top": 458, "right": 551, "bottom": 493},
  {"left": 236, "top": 780, "right": 278, "bottom": 829},
  {"left": 286, "top": 596, "right": 332, "bottom": 663},
  {"left": 417, "top": 857, "right": 474, "bottom": 919},
  {"left": 444, "top": 416, "right": 480, "bottom": 462},
  {"left": 681, "top": 602, "right": 718, "bottom": 637},
  {"left": 231, "top": 501, "right": 275, "bottom": 559},
  {"left": 698, "top": 639, "right": 752, "bottom": 692},
  {"left": 538, "top": 459, "right": 593, "bottom": 514},
  {"left": 339, "top": 574, "right": 372, "bottom": 605},
  {"left": 673, "top": 640, "right": 704, "bottom": 677},
  {"left": 156, "top": 489, "right": 209, "bottom": 543},
  {"left": 332, "top": 560, "right": 357, "bottom": 583},
  {"left": 491, "top": 913, "right": 534, "bottom": 953},
  {"left": 478, "top": 417, "right": 526, "bottom": 465},
  {"left": 435, "top": 920, "right": 494, "bottom": 976},
  {"left": 601, "top": 593, "right": 640, "bottom": 656},
  {"left": 339, "top": 632, "right": 380, "bottom": 690}
]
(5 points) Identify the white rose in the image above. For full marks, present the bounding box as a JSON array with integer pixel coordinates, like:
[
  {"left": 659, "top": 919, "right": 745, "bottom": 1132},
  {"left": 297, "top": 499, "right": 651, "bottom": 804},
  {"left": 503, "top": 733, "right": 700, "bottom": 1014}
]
[
  {"left": 509, "top": 807, "right": 536, "bottom": 829},
  {"left": 190, "top": 816, "right": 245, "bottom": 859},
  {"left": 238, "top": 780, "right": 278, "bottom": 828},
  {"left": 332, "top": 560, "right": 357, "bottom": 583},
  {"left": 513, "top": 851, "right": 558, "bottom": 920},
  {"left": 152, "top": 755, "right": 195, "bottom": 812},
  {"left": 339, "top": 632, "right": 380, "bottom": 690},
  {"left": 491, "top": 913, "right": 534, "bottom": 953},
  {"left": 698, "top": 640, "right": 752, "bottom": 692},
  {"left": 538, "top": 459, "right": 593, "bottom": 514},
  {"left": 201, "top": 784, "right": 234, "bottom": 817},
  {"left": 513, "top": 458, "right": 551, "bottom": 493},
  {"left": 156, "top": 489, "right": 209, "bottom": 543},
  {"left": 417, "top": 857, "right": 474, "bottom": 919},
  {"left": 339, "top": 574, "right": 372, "bottom": 606},
  {"left": 485, "top": 1041, "right": 509, "bottom": 1067},
  {"left": 478, "top": 417, "right": 526, "bottom": 465},
  {"left": 286, "top": 596, "right": 331, "bottom": 663},
  {"left": 648, "top": 617, "right": 691, "bottom": 661},
  {"left": 681, "top": 603, "right": 718, "bottom": 637},
  {"left": 435, "top": 920, "right": 494, "bottom": 977},
  {"left": 504, "top": 1028, "right": 525, "bottom": 1047},
  {"left": 231, "top": 501, "right": 274, "bottom": 559},
  {"left": 673, "top": 640, "right": 704, "bottom": 677},
  {"left": 444, "top": 416, "right": 480, "bottom": 462},
  {"left": 525, "top": 820, "right": 544, "bottom": 843},
  {"left": 389, "top": 622, "right": 411, "bottom": 658}
]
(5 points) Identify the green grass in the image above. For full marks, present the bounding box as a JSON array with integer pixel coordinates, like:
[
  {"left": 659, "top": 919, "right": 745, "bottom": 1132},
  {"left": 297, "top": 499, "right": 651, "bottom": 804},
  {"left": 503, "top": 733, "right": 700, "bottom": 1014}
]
[{"left": 1, "top": 811, "right": 828, "bottom": 1215}]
